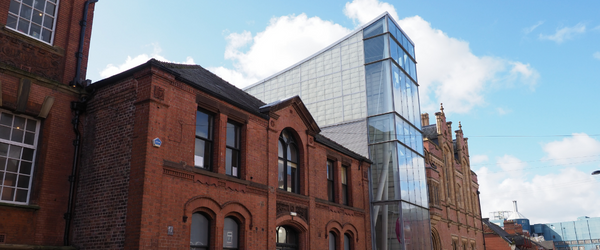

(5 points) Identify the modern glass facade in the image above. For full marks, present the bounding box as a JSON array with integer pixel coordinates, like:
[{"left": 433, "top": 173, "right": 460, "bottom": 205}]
[
  {"left": 532, "top": 216, "right": 600, "bottom": 250},
  {"left": 244, "top": 13, "right": 430, "bottom": 250},
  {"left": 364, "top": 15, "right": 430, "bottom": 250}
]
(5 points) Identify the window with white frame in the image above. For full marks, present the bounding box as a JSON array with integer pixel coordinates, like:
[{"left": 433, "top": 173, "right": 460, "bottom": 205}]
[
  {"left": 0, "top": 111, "right": 39, "bottom": 204},
  {"left": 7, "top": 0, "right": 59, "bottom": 44}
]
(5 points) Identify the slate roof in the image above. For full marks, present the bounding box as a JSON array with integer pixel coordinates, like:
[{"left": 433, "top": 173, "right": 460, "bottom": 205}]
[
  {"left": 91, "top": 59, "right": 369, "bottom": 162},
  {"left": 315, "top": 134, "right": 371, "bottom": 164},
  {"left": 157, "top": 60, "right": 268, "bottom": 119},
  {"left": 483, "top": 218, "right": 512, "bottom": 243},
  {"left": 422, "top": 124, "right": 439, "bottom": 145}
]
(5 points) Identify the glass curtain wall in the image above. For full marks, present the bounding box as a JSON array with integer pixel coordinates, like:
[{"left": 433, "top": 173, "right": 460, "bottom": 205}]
[{"left": 365, "top": 15, "right": 431, "bottom": 250}]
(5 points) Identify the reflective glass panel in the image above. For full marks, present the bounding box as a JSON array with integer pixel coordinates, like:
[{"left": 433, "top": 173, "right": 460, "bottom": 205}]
[
  {"left": 364, "top": 35, "right": 389, "bottom": 64},
  {"left": 366, "top": 61, "right": 393, "bottom": 116},
  {"left": 368, "top": 114, "right": 395, "bottom": 144},
  {"left": 369, "top": 142, "right": 400, "bottom": 201},
  {"left": 363, "top": 17, "right": 386, "bottom": 39},
  {"left": 372, "top": 202, "right": 402, "bottom": 250}
]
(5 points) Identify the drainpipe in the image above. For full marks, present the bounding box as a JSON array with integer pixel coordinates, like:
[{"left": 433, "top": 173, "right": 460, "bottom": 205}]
[
  {"left": 70, "top": 0, "right": 98, "bottom": 88},
  {"left": 477, "top": 191, "right": 487, "bottom": 250},
  {"left": 64, "top": 0, "right": 98, "bottom": 245}
]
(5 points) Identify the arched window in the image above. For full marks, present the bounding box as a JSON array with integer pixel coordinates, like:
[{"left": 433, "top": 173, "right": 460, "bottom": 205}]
[
  {"left": 344, "top": 233, "right": 352, "bottom": 250},
  {"left": 190, "top": 213, "right": 210, "bottom": 250},
  {"left": 329, "top": 232, "right": 337, "bottom": 250},
  {"left": 278, "top": 130, "right": 298, "bottom": 193},
  {"left": 276, "top": 226, "right": 298, "bottom": 250},
  {"left": 223, "top": 217, "right": 239, "bottom": 250}
]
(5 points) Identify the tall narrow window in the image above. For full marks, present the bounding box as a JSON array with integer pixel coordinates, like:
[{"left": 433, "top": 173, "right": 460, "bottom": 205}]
[
  {"left": 190, "top": 213, "right": 210, "bottom": 250},
  {"left": 341, "top": 165, "right": 348, "bottom": 205},
  {"left": 327, "top": 160, "right": 335, "bottom": 202},
  {"left": 7, "top": 0, "right": 59, "bottom": 44},
  {"left": 278, "top": 130, "right": 298, "bottom": 193},
  {"left": 223, "top": 217, "right": 239, "bottom": 250},
  {"left": 0, "top": 111, "right": 39, "bottom": 204},
  {"left": 344, "top": 234, "right": 352, "bottom": 250},
  {"left": 226, "top": 122, "right": 241, "bottom": 177},
  {"left": 329, "top": 232, "right": 337, "bottom": 250},
  {"left": 195, "top": 110, "right": 213, "bottom": 170}
]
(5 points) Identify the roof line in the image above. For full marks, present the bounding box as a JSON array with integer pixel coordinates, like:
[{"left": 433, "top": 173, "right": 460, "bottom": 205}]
[{"left": 243, "top": 12, "right": 390, "bottom": 90}]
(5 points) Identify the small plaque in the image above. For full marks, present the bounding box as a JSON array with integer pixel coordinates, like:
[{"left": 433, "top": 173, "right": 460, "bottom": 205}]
[
  {"left": 167, "top": 226, "right": 173, "bottom": 236},
  {"left": 153, "top": 138, "right": 162, "bottom": 148}
]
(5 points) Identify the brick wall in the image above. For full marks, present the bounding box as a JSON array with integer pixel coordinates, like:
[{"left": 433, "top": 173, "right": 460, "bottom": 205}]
[
  {"left": 71, "top": 63, "right": 372, "bottom": 249},
  {"left": 71, "top": 77, "right": 138, "bottom": 249}
]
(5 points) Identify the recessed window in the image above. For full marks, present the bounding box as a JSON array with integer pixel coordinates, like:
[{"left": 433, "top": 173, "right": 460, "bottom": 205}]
[
  {"left": 278, "top": 130, "right": 298, "bottom": 193},
  {"left": 329, "top": 232, "right": 337, "bottom": 250},
  {"left": 0, "top": 111, "right": 39, "bottom": 204},
  {"left": 223, "top": 217, "right": 239, "bottom": 250},
  {"left": 344, "top": 234, "right": 352, "bottom": 250},
  {"left": 7, "top": 0, "right": 59, "bottom": 44},
  {"left": 341, "top": 165, "right": 348, "bottom": 205},
  {"left": 327, "top": 160, "right": 334, "bottom": 202},
  {"left": 226, "top": 122, "right": 241, "bottom": 177},
  {"left": 190, "top": 213, "right": 210, "bottom": 250},
  {"left": 195, "top": 110, "right": 213, "bottom": 170}
]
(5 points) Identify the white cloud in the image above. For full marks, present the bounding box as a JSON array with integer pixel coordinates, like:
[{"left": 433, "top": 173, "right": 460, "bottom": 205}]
[
  {"left": 508, "top": 62, "right": 540, "bottom": 90},
  {"left": 496, "top": 107, "right": 511, "bottom": 115},
  {"left": 471, "top": 155, "right": 489, "bottom": 165},
  {"left": 477, "top": 158, "right": 600, "bottom": 223},
  {"left": 398, "top": 16, "right": 539, "bottom": 113},
  {"left": 542, "top": 133, "right": 600, "bottom": 166},
  {"left": 212, "top": 13, "right": 350, "bottom": 88},
  {"left": 343, "top": 0, "right": 398, "bottom": 26},
  {"left": 523, "top": 21, "right": 544, "bottom": 34},
  {"left": 100, "top": 43, "right": 195, "bottom": 79},
  {"left": 539, "top": 23, "right": 586, "bottom": 44},
  {"left": 210, "top": 0, "right": 538, "bottom": 113},
  {"left": 594, "top": 52, "right": 600, "bottom": 60}
]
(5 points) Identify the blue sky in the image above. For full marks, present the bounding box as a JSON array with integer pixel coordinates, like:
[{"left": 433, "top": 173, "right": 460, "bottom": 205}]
[{"left": 88, "top": 0, "right": 600, "bottom": 223}]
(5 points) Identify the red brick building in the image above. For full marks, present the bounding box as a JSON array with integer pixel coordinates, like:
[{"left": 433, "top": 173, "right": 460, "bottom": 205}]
[
  {"left": 483, "top": 219, "right": 549, "bottom": 250},
  {"left": 71, "top": 59, "right": 373, "bottom": 250},
  {"left": 0, "top": 0, "right": 97, "bottom": 248},
  {"left": 421, "top": 106, "right": 485, "bottom": 250}
]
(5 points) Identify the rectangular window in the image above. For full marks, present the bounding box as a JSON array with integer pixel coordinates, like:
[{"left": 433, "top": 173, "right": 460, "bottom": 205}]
[
  {"left": 341, "top": 165, "right": 348, "bottom": 205},
  {"left": 7, "top": 0, "right": 59, "bottom": 44},
  {"left": 327, "top": 160, "right": 334, "bottom": 202},
  {"left": 0, "top": 111, "right": 40, "bottom": 204},
  {"left": 225, "top": 122, "right": 240, "bottom": 177},
  {"left": 195, "top": 110, "right": 213, "bottom": 170}
]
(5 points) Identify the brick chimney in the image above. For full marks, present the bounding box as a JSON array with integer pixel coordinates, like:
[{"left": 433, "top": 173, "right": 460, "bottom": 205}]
[
  {"left": 421, "top": 113, "right": 429, "bottom": 126},
  {"left": 504, "top": 220, "right": 516, "bottom": 235}
]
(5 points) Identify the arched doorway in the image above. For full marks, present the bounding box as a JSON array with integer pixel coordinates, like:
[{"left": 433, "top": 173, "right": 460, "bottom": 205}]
[
  {"left": 276, "top": 225, "right": 299, "bottom": 250},
  {"left": 431, "top": 228, "right": 442, "bottom": 250}
]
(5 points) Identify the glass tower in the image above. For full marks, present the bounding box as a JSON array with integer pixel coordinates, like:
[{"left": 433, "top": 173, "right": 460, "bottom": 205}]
[{"left": 245, "top": 13, "right": 431, "bottom": 250}]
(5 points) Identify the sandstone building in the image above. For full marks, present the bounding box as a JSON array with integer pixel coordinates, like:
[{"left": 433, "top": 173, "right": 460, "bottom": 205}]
[{"left": 422, "top": 107, "right": 485, "bottom": 250}]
